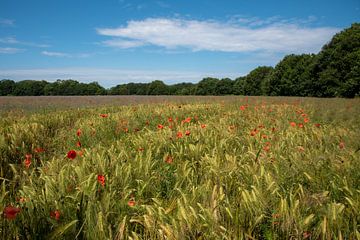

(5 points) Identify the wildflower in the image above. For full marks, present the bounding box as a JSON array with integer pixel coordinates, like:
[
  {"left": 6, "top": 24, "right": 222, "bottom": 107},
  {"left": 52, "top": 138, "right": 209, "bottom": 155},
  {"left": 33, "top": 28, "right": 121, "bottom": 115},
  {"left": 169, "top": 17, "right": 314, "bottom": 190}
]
[
  {"left": 138, "top": 147, "right": 144, "bottom": 151},
  {"left": 128, "top": 199, "right": 136, "bottom": 207},
  {"left": 339, "top": 141, "right": 345, "bottom": 149},
  {"left": 165, "top": 155, "right": 173, "bottom": 164},
  {"left": 239, "top": 105, "right": 246, "bottom": 111},
  {"left": 168, "top": 117, "right": 173, "bottom": 122},
  {"left": 263, "top": 145, "right": 270, "bottom": 152},
  {"left": 201, "top": 124, "right": 206, "bottom": 129},
  {"left": 34, "top": 147, "right": 45, "bottom": 153},
  {"left": 76, "top": 141, "right": 81, "bottom": 148},
  {"left": 97, "top": 175, "right": 105, "bottom": 187},
  {"left": 290, "top": 122, "right": 296, "bottom": 127},
  {"left": 250, "top": 129, "right": 258, "bottom": 136},
  {"left": 50, "top": 210, "right": 61, "bottom": 221},
  {"left": 100, "top": 114, "right": 108, "bottom": 118},
  {"left": 76, "top": 129, "right": 82, "bottom": 137},
  {"left": 304, "top": 118, "right": 309, "bottom": 123},
  {"left": 298, "top": 123, "right": 304, "bottom": 128},
  {"left": 177, "top": 131, "right": 183, "bottom": 138},
  {"left": 314, "top": 123, "right": 321, "bottom": 128},
  {"left": 24, "top": 154, "right": 31, "bottom": 169},
  {"left": 77, "top": 150, "right": 84, "bottom": 157},
  {"left": 182, "top": 117, "right": 191, "bottom": 124},
  {"left": 157, "top": 124, "right": 164, "bottom": 130},
  {"left": 67, "top": 150, "right": 77, "bottom": 160},
  {"left": 185, "top": 130, "right": 191, "bottom": 136},
  {"left": 3, "top": 206, "right": 21, "bottom": 220}
]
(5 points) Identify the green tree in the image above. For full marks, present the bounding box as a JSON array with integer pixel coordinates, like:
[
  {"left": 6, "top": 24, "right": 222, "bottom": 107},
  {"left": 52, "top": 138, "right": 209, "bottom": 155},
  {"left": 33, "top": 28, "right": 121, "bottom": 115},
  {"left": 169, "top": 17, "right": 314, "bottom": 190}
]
[
  {"left": 242, "top": 66, "right": 273, "bottom": 96},
  {"left": 195, "top": 77, "right": 219, "bottom": 95},
  {"left": 215, "top": 78, "right": 234, "bottom": 95},
  {"left": 0, "top": 79, "right": 16, "bottom": 96}
]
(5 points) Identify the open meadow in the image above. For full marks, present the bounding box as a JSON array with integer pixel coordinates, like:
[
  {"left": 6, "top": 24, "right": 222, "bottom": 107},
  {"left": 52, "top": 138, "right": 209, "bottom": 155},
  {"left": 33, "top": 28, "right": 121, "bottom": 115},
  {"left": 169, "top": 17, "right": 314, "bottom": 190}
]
[{"left": 0, "top": 96, "right": 359, "bottom": 239}]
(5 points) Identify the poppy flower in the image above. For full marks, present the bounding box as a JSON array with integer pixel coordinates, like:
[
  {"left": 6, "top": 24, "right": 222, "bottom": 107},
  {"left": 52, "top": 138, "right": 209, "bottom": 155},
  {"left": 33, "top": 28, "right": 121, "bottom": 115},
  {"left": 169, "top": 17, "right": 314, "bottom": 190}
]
[
  {"left": 67, "top": 150, "right": 77, "bottom": 160},
  {"left": 128, "top": 199, "right": 136, "bottom": 207},
  {"left": 165, "top": 155, "right": 173, "bottom": 164},
  {"left": 50, "top": 210, "right": 61, "bottom": 221},
  {"left": 263, "top": 145, "right": 270, "bottom": 152},
  {"left": 177, "top": 131, "right": 183, "bottom": 138},
  {"left": 157, "top": 124, "right": 164, "bottom": 130},
  {"left": 304, "top": 118, "right": 309, "bottom": 123},
  {"left": 3, "top": 206, "right": 21, "bottom": 220},
  {"left": 182, "top": 117, "right": 191, "bottom": 124},
  {"left": 240, "top": 105, "right": 246, "bottom": 111},
  {"left": 185, "top": 130, "right": 191, "bottom": 136},
  {"left": 168, "top": 117, "right": 173, "bottom": 122},
  {"left": 250, "top": 129, "right": 258, "bottom": 136},
  {"left": 24, "top": 158, "right": 31, "bottom": 169},
  {"left": 34, "top": 147, "right": 45, "bottom": 153},
  {"left": 76, "top": 141, "right": 81, "bottom": 148},
  {"left": 100, "top": 114, "right": 108, "bottom": 118},
  {"left": 339, "top": 141, "right": 345, "bottom": 149},
  {"left": 201, "top": 124, "right": 206, "bottom": 129},
  {"left": 298, "top": 123, "right": 304, "bottom": 128},
  {"left": 138, "top": 147, "right": 144, "bottom": 151},
  {"left": 76, "top": 129, "right": 82, "bottom": 137},
  {"left": 290, "top": 122, "right": 296, "bottom": 127},
  {"left": 97, "top": 175, "right": 105, "bottom": 187},
  {"left": 314, "top": 123, "right": 321, "bottom": 128}
]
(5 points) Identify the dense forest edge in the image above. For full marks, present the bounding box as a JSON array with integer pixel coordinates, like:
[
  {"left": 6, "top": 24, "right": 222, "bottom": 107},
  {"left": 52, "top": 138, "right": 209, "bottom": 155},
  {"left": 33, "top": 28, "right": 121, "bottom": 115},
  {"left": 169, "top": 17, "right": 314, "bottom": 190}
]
[{"left": 1, "top": 23, "right": 359, "bottom": 98}]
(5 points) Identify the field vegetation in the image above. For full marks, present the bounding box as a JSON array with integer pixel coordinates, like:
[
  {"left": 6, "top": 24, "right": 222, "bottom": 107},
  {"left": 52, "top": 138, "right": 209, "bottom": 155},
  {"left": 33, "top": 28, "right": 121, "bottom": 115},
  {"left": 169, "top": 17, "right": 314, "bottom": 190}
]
[{"left": 0, "top": 96, "right": 359, "bottom": 239}]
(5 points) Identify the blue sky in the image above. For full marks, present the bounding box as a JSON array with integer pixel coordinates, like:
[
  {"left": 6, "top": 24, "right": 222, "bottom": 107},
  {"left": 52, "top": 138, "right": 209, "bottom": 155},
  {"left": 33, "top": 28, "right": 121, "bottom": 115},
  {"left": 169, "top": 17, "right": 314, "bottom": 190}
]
[{"left": 0, "top": 0, "right": 359, "bottom": 87}]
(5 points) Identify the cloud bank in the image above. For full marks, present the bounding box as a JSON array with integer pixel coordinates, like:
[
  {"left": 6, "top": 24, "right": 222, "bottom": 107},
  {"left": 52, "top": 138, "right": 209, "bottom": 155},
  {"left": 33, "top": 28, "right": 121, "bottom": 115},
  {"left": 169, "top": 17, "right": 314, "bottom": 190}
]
[
  {"left": 0, "top": 68, "right": 240, "bottom": 87},
  {"left": 97, "top": 18, "right": 339, "bottom": 53}
]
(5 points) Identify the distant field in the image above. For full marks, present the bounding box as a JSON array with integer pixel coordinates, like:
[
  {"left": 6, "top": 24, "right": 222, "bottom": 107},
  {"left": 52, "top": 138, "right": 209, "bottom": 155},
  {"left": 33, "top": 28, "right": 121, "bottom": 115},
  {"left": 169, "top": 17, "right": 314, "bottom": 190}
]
[{"left": 0, "top": 96, "right": 359, "bottom": 239}]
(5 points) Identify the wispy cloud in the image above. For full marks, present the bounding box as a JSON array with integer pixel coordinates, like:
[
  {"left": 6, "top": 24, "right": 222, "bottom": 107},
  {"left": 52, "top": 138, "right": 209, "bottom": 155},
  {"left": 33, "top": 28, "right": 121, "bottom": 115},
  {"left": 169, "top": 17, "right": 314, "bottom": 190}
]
[
  {"left": 41, "top": 51, "right": 90, "bottom": 58},
  {"left": 0, "top": 47, "right": 24, "bottom": 54},
  {"left": 0, "top": 19, "right": 15, "bottom": 27},
  {"left": 97, "top": 17, "right": 339, "bottom": 54},
  {"left": 41, "top": 51, "right": 71, "bottom": 57},
  {"left": 0, "top": 36, "right": 50, "bottom": 48},
  {"left": 0, "top": 68, "right": 241, "bottom": 87}
]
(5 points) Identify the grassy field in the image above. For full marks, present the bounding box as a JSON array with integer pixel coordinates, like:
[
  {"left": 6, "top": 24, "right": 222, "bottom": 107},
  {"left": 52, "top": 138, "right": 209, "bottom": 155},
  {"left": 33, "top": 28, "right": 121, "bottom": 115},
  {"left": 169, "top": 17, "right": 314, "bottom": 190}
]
[{"left": 0, "top": 96, "right": 359, "bottom": 239}]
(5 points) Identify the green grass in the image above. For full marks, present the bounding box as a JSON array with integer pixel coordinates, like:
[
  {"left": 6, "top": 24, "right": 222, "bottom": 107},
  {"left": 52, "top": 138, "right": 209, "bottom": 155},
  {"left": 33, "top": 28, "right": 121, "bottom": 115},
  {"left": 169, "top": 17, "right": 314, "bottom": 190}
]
[{"left": 0, "top": 96, "right": 359, "bottom": 239}]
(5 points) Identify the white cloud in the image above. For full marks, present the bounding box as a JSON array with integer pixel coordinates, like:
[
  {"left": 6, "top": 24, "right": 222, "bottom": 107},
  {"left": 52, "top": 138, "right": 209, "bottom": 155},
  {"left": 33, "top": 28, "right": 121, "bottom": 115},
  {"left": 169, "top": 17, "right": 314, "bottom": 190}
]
[
  {"left": 0, "top": 36, "right": 50, "bottom": 48},
  {"left": 0, "top": 47, "right": 23, "bottom": 54},
  {"left": 41, "top": 51, "right": 90, "bottom": 58},
  {"left": 0, "top": 68, "right": 241, "bottom": 87},
  {"left": 0, "top": 19, "right": 15, "bottom": 27},
  {"left": 41, "top": 51, "right": 71, "bottom": 57},
  {"left": 96, "top": 17, "right": 339, "bottom": 54}
]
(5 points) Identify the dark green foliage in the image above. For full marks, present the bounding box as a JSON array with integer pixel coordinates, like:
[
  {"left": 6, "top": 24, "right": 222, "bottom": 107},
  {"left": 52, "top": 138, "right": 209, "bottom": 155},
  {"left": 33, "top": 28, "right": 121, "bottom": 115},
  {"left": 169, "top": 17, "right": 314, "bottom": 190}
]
[
  {"left": 0, "top": 79, "right": 16, "bottom": 96},
  {"left": 1, "top": 23, "right": 359, "bottom": 97}
]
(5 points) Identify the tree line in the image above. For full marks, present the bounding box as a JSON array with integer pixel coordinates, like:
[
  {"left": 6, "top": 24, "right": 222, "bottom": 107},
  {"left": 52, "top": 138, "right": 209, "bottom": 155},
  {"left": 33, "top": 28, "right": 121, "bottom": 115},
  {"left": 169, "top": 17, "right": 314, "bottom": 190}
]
[{"left": 1, "top": 23, "right": 359, "bottom": 98}]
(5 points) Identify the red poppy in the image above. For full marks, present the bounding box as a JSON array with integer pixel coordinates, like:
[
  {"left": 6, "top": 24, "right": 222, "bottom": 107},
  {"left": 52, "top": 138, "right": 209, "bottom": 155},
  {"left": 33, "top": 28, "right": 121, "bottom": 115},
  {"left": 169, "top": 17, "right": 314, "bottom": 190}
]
[
  {"left": 50, "top": 210, "right": 61, "bottom": 221},
  {"left": 298, "top": 123, "right": 304, "bottom": 128},
  {"left": 185, "top": 130, "right": 191, "bottom": 136},
  {"left": 201, "top": 124, "right": 206, "bottom": 129},
  {"left": 128, "top": 199, "right": 136, "bottom": 207},
  {"left": 250, "top": 129, "right": 258, "bottom": 136},
  {"left": 177, "top": 131, "right": 183, "bottom": 138},
  {"left": 240, "top": 105, "right": 246, "bottom": 111},
  {"left": 76, "top": 129, "right": 82, "bottom": 137},
  {"left": 157, "top": 124, "right": 164, "bottom": 130},
  {"left": 76, "top": 141, "right": 81, "bottom": 148},
  {"left": 339, "top": 141, "right": 345, "bottom": 149},
  {"left": 263, "top": 145, "right": 270, "bottom": 152},
  {"left": 97, "top": 175, "right": 105, "bottom": 186},
  {"left": 24, "top": 158, "right": 31, "bottom": 169},
  {"left": 290, "top": 122, "right": 296, "bottom": 127},
  {"left": 67, "top": 150, "right": 77, "bottom": 160},
  {"left": 3, "top": 206, "right": 21, "bottom": 220},
  {"left": 314, "top": 123, "right": 321, "bottom": 128},
  {"left": 304, "top": 118, "right": 309, "bottom": 123},
  {"left": 168, "top": 117, "right": 173, "bottom": 122},
  {"left": 100, "top": 114, "right": 108, "bottom": 118},
  {"left": 34, "top": 147, "right": 45, "bottom": 153},
  {"left": 165, "top": 155, "right": 173, "bottom": 164},
  {"left": 138, "top": 147, "right": 144, "bottom": 151},
  {"left": 182, "top": 117, "right": 191, "bottom": 124}
]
